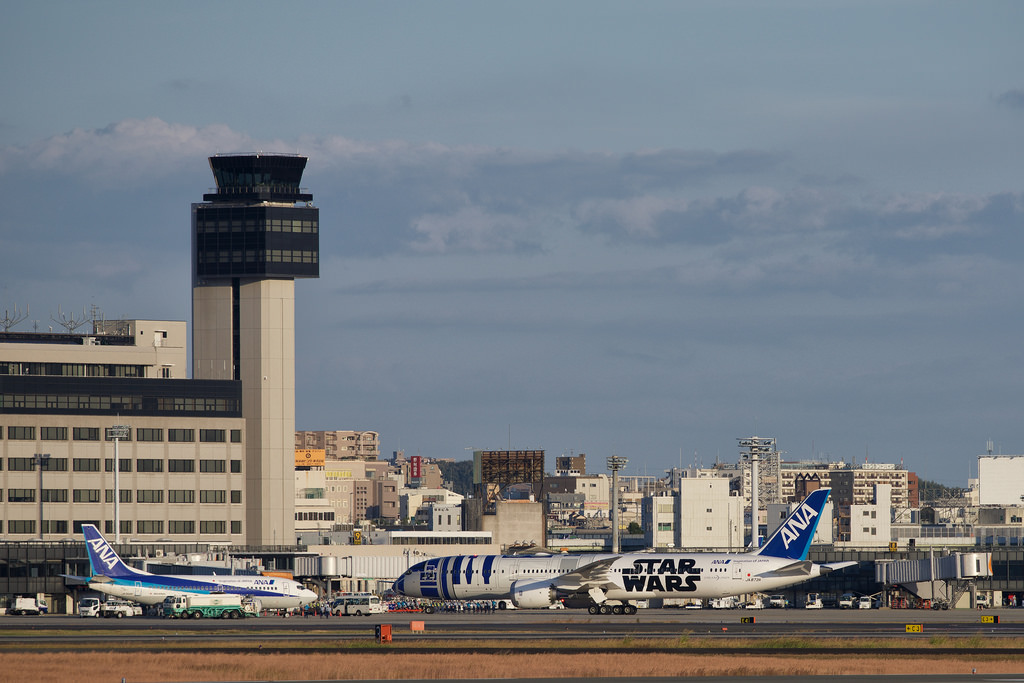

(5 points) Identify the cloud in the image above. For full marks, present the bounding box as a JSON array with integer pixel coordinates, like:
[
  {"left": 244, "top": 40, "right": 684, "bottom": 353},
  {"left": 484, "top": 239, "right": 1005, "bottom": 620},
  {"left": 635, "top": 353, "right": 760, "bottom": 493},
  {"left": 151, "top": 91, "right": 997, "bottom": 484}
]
[{"left": 995, "top": 89, "right": 1024, "bottom": 110}]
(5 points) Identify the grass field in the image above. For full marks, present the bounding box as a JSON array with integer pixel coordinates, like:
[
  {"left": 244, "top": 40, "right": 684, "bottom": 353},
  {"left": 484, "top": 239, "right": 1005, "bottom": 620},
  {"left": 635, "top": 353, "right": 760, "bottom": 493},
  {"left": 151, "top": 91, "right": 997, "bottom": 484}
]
[{"left": 2, "top": 636, "right": 1023, "bottom": 681}]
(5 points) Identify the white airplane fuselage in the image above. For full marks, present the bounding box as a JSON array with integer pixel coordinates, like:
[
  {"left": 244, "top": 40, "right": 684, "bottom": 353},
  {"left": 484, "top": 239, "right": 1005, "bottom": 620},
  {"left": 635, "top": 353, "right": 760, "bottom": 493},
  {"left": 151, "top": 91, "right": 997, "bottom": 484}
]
[
  {"left": 394, "top": 552, "right": 829, "bottom": 603},
  {"left": 88, "top": 574, "right": 314, "bottom": 609}
]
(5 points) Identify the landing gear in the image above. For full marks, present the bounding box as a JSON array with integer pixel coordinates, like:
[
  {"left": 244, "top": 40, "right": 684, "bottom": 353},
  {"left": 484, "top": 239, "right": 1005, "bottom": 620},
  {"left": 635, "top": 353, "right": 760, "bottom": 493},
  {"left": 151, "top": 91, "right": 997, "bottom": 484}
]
[{"left": 588, "top": 602, "right": 637, "bottom": 615}]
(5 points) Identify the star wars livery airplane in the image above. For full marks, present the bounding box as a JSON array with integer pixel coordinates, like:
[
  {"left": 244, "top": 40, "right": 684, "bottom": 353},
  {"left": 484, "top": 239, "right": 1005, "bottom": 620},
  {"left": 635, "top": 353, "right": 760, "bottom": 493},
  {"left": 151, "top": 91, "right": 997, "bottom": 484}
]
[
  {"left": 394, "top": 488, "right": 854, "bottom": 614},
  {"left": 78, "top": 524, "right": 318, "bottom": 609}
]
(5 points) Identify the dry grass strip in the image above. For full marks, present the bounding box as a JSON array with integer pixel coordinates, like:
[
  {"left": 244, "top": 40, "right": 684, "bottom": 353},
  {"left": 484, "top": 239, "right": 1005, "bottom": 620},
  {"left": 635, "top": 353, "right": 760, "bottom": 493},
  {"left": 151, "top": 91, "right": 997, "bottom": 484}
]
[{"left": 2, "top": 651, "right": 1023, "bottom": 682}]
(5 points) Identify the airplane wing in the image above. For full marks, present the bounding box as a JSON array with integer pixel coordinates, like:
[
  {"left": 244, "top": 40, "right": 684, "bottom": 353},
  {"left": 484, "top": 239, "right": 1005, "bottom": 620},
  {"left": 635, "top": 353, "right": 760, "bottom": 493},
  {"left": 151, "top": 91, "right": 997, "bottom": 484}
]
[
  {"left": 549, "top": 557, "right": 620, "bottom": 592},
  {"left": 757, "top": 559, "right": 858, "bottom": 579},
  {"left": 757, "top": 560, "right": 814, "bottom": 578}
]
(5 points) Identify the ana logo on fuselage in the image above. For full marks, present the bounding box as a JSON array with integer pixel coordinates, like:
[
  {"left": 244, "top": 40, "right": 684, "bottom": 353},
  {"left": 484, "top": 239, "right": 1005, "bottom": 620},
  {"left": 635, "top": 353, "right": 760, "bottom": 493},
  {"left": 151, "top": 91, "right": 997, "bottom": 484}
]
[
  {"left": 88, "top": 538, "right": 120, "bottom": 572},
  {"left": 779, "top": 502, "right": 818, "bottom": 549},
  {"left": 622, "top": 557, "right": 701, "bottom": 593}
]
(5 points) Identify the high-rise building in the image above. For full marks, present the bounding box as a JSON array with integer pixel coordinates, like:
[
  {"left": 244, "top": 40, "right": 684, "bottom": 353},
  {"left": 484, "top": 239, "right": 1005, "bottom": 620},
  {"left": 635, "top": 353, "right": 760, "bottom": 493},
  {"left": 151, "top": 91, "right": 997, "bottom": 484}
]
[{"left": 192, "top": 154, "right": 319, "bottom": 545}]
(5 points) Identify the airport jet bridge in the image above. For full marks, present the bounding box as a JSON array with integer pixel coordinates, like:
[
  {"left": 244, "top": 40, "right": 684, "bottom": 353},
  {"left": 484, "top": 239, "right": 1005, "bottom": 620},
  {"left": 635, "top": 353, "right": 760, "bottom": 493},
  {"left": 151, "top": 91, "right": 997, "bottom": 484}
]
[{"left": 875, "top": 552, "right": 992, "bottom": 608}]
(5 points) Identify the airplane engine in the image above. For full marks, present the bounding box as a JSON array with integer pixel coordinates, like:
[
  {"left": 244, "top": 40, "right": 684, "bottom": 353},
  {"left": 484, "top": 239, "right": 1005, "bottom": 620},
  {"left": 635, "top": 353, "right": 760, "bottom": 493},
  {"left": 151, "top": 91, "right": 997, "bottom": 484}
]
[{"left": 509, "top": 580, "right": 557, "bottom": 608}]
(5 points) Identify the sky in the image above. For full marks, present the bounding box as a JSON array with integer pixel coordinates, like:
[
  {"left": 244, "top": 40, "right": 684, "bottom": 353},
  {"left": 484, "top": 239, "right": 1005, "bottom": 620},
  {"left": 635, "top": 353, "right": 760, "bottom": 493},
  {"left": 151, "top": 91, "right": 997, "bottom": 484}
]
[{"left": 2, "top": 1, "right": 1023, "bottom": 488}]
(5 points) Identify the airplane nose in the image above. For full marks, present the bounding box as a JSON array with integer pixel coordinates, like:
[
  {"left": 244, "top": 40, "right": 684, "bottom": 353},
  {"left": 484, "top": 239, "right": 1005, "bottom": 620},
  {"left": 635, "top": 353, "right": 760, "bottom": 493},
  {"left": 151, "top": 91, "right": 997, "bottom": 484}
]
[{"left": 393, "top": 576, "right": 405, "bottom": 594}]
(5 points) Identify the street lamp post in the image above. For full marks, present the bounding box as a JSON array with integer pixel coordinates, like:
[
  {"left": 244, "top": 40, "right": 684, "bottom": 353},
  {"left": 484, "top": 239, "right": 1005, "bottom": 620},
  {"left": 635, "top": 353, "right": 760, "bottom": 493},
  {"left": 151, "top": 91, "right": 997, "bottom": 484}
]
[
  {"left": 34, "top": 453, "right": 50, "bottom": 540},
  {"left": 607, "top": 455, "right": 629, "bottom": 554},
  {"left": 106, "top": 425, "right": 130, "bottom": 544}
]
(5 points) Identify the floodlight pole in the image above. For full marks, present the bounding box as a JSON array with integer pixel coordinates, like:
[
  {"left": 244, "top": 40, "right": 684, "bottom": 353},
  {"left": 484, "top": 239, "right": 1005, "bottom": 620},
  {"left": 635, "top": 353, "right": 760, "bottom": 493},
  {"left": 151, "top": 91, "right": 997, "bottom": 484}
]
[{"left": 607, "top": 455, "right": 629, "bottom": 554}]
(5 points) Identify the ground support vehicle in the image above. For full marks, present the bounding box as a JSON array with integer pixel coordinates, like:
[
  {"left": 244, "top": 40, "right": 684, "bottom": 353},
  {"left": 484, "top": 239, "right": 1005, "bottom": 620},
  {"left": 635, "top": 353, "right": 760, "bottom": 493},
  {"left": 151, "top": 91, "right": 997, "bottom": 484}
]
[
  {"left": 804, "top": 593, "right": 823, "bottom": 609},
  {"left": 769, "top": 595, "right": 787, "bottom": 608},
  {"left": 100, "top": 599, "right": 140, "bottom": 618},
  {"left": 8, "top": 597, "right": 47, "bottom": 615},
  {"left": 163, "top": 594, "right": 259, "bottom": 619},
  {"left": 839, "top": 593, "right": 856, "bottom": 609},
  {"left": 78, "top": 598, "right": 101, "bottom": 617}
]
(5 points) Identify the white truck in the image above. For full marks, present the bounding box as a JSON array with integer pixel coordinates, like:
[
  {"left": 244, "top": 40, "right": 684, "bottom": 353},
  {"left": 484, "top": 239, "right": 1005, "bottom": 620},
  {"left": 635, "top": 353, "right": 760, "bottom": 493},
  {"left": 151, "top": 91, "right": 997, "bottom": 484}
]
[
  {"left": 100, "top": 599, "right": 141, "bottom": 618},
  {"left": 78, "top": 597, "right": 102, "bottom": 617},
  {"left": 8, "top": 597, "right": 47, "bottom": 615},
  {"left": 163, "top": 594, "right": 260, "bottom": 619},
  {"left": 804, "top": 593, "right": 824, "bottom": 609}
]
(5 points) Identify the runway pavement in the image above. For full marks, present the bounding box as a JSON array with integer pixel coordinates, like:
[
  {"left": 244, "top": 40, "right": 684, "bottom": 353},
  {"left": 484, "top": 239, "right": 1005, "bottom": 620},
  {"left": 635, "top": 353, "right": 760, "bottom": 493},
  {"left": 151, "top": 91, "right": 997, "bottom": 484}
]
[{"left": 1, "top": 606, "right": 1021, "bottom": 644}]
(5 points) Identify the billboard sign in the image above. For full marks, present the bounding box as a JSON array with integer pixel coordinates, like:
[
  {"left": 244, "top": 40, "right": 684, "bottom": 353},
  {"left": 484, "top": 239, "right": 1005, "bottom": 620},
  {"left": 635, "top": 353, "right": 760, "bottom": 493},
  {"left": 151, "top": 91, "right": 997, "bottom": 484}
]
[
  {"left": 294, "top": 448, "right": 326, "bottom": 468},
  {"left": 410, "top": 455, "right": 422, "bottom": 479}
]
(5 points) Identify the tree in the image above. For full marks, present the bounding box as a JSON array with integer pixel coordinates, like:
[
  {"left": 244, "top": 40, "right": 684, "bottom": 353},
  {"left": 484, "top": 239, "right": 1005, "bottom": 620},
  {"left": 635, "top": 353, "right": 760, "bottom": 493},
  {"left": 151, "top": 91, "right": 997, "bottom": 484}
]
[{"left": 626, "top": 521, "right": 642, "bottom": 535}]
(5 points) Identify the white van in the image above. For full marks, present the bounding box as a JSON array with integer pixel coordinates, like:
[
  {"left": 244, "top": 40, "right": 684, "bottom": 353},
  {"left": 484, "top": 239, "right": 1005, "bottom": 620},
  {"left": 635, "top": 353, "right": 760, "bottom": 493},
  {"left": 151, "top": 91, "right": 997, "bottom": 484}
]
[
  {"left": 858, "top": 595, "right": 874, "bottom": 609},
  {"left": 331, "top": 593, "right": 386, "bottom": 616},
  {"left": 78, "top": 597, "right": 101, "bottom": 618}
]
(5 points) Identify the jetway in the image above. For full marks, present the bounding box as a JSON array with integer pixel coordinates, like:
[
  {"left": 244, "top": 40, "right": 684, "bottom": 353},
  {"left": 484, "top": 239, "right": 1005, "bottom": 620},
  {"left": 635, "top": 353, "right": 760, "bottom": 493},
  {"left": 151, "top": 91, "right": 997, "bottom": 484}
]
[{"left": 875, "top": 552, "right": 992, "bottom": 607}]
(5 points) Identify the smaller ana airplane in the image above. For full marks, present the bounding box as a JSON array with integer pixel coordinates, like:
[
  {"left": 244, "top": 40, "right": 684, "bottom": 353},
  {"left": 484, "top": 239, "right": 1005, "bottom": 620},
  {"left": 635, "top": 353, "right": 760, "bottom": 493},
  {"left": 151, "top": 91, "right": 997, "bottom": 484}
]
[
  {"left": 77, "top": 524, "right": 318, "bottom": 609},
  {"left": 394, "top": 487, "right": 855, "bottom": 613}
]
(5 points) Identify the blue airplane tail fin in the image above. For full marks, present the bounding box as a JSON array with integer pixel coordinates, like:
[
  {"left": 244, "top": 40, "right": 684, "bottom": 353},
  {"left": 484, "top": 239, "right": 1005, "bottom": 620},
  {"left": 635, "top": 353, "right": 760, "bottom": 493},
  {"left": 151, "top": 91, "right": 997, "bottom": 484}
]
[
  {"left": 82, "top": 524, "right": 144, "bottom": 579},
  {"left": 755, "top": 488, "right": 831, "bottom": 561}
]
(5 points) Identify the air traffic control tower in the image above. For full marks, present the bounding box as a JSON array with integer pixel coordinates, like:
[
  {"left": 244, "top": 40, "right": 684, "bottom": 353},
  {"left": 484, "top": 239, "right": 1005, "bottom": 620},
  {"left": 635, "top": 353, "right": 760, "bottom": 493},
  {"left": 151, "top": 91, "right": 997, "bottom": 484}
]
[{"left": 192, "top": 154, "right": 319, "bottom": 545}]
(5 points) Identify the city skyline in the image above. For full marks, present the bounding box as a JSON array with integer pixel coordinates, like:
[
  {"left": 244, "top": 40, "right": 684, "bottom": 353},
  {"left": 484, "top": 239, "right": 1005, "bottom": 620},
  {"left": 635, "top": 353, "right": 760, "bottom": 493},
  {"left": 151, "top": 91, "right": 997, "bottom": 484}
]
[{"left": 2, "top": 3, "right": 1023, "bottom": 488}]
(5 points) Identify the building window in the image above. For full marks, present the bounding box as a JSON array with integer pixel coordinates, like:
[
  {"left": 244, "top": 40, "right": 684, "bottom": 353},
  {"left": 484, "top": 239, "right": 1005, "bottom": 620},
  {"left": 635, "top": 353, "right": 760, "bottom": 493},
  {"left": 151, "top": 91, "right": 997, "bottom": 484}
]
[
  {"left": 200, "top": 520, "right": 226, "bottom": 534},
  {"left": 137, "top": 428, "right": 164, "bottom": 442},
  {"left": 8, "top": 457, "right": 34, "bottom": 471},
  {"left": 104, "top": 489, "right": 132, "bottom": 503},
  {"left": 41, "top": 426, "right": 67, "bottom": 440},
  {"left": 230, "top": 490, "right": 241, "bottom": 503},
  {"left": 230, "top": 520, "right": 241, "bottom": 534},
  {"left": 73, "top": 489, "right": 101, "bottom": 503},
  {"left": 200, "top": 490, "right": 226, "bottom": 503},
  {"left": 105, "top": 520, "right": 132, "bottom": 535},
  {"left": 169, "top": 520, "right": 195, "bottom": 534},
  {"left": 42, "top": 489, "right": 68, "bottom": 503},
  {"left": 169, "top": 490, "right": 195, "bottom": 503},
  {"left": 41, "top": 520, "right": 68, "bottom": 534},
  {"left": 8, "top": 520, "right": 36, "bottom": 534},
  {"left": 73, "top": 458, "right": 101, "bottom": 472},
  {"left": 137, "top": 490, "right": 164, "bottom": 503},
  {"left": 230, "top": 429, "right": 242, "bottom": 443},
  {"left": 136, "top": 520, "right": 164, "bottom": 534},
  {"left": 41, "top": 457, "right": 67, "bottom": 471},
  {"left": 105, "top": 458, "right": 132, "bottom": 473},
  {"left": 8, "top": 489, "right": 36, "bottom": 503},
  {"left": 72, "top": 520, "right": 100, "bottom": 534},
  {"left": 168, "top": 459, "right": 195, "bottom": 473},
  {"left": 199, "top": 429, "right": 225, "bottom": 443},
  {"left": 74, "top": 427, "right": 100, "bottom": 441},
  {"left": 200, "top": 459, "right": 226, "bottom": 473},
  {"left": 8, "top": 426, "right": 35, "bottom": 440},
  {"left": 168, "top": 429, "right": 194, "bottom": 443},
  {"left": 230, "top": 459, "right": 242, "bottom": 473},
  {"left": 136, "top": 459, "right": 163, "bottom": 472}
]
